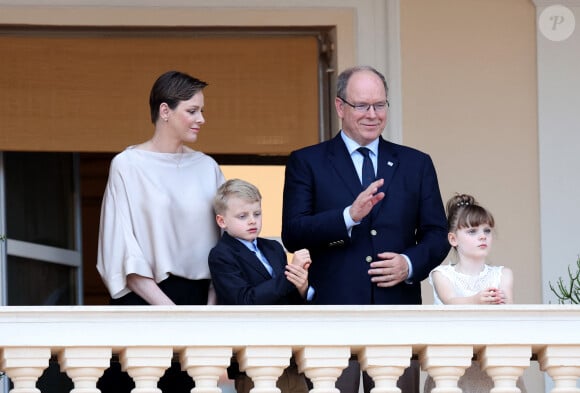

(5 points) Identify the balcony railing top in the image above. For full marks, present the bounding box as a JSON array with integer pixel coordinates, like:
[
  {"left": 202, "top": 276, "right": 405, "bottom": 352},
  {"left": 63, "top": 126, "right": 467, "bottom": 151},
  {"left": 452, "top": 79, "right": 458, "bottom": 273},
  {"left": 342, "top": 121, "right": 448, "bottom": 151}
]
[{"left": 1, "top": 305, "right": 579, "bottom": 352}]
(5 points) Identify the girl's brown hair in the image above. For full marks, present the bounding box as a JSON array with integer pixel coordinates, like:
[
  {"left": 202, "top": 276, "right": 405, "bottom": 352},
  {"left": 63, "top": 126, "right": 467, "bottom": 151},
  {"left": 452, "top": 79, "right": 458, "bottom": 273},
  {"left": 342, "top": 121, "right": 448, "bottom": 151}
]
[{"left": 446, "top": 194, "right": 495, "bottom": 232}]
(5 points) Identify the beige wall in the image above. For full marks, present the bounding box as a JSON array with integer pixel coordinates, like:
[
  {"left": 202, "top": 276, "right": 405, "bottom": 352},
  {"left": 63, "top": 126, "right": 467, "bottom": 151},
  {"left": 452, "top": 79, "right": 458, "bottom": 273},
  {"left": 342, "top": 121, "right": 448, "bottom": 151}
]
[
  {"left": 221, "top": 166, "right": 285, "bottom": 240},
  {"left": 400, "top": 0, "right": 541, "bottom": 304}
]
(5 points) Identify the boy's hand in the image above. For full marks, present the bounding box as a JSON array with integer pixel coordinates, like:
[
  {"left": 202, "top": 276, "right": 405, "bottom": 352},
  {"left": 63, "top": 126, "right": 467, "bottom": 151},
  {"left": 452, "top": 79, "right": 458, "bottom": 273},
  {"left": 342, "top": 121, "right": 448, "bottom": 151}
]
[
  {"left": 285, "top": 264, "right": 309, "bottom": 298},
  {"left": 291, "top": 248, "right": 312, "bottom": 270}
]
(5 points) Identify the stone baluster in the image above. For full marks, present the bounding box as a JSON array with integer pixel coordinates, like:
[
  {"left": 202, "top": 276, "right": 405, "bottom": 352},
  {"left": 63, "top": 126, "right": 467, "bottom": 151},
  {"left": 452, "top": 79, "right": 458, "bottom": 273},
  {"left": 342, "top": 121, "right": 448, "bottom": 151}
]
[
  {"left": 58, "top": 347, "right": 112, "bottom": 393},
  {"left": 1, "top": 347, "right": 51, "bottom": 393},
  {"left": 119, "top": 347, "right": 173, "bottom": 393},
  {"left": 236, "top": 346, "right": 292, "bottom": 393},
  {"left": 294, "top": 346, "right": 351, "bottom": 393},
  {"left": 537, "top": 345, "right": 580, "bottom": 393},
  {"left": 478, "top": 345, "right": 531, "bottom": 393},
  {"left": 180, "top": 346, "right": 232, "bottom": 393},
  {"left": 419, "top": 345, "right": 473, "bottom": 393},
  {"left": 358, "top": 346, "right": 412, "bottom": 393}
]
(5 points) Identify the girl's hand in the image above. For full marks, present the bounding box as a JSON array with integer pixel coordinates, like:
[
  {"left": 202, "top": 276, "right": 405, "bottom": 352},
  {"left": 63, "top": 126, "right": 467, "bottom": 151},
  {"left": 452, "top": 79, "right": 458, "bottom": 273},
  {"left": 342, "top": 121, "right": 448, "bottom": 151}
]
[{"left": 479, "top": 287, "right": 505, "bottom": 304}]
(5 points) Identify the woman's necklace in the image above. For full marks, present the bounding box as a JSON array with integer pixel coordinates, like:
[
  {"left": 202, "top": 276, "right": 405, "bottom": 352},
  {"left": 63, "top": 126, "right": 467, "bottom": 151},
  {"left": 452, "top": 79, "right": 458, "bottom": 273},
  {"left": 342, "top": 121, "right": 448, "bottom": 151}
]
[
  {"left": 149, "top": 139, "right": 185, "bottom": 167},
  {"left": 172, "top": 145, "right": 185, "bottom": 168}
]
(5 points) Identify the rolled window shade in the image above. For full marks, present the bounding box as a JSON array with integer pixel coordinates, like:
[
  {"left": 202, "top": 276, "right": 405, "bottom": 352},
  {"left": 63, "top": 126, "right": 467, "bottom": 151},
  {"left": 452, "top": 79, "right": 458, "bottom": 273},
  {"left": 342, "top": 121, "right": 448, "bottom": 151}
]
[{"left": 0, "top": 33, "right": 319, "bottom": 153}]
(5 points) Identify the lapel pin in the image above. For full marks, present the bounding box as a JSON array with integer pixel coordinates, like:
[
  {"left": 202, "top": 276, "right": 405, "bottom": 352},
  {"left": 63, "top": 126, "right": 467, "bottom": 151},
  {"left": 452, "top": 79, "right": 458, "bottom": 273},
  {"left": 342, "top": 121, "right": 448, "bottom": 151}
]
[{"left": 387, "top": 161, "right": 394, "bottom": 167}]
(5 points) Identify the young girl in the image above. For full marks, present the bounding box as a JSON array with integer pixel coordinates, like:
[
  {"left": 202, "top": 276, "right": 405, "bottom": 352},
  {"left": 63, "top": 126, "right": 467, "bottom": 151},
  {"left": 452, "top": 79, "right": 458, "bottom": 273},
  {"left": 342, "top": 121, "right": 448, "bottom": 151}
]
[{"left": 423, "top": 193, "right": 526, "bottom": 393}]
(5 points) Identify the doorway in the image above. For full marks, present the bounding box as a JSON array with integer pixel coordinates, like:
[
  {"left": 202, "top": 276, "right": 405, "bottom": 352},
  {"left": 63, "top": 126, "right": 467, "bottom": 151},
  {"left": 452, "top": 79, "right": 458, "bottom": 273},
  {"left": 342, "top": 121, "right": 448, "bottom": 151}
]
[{"left": 0, "top": 152, "right": 82, "bottom": 306}]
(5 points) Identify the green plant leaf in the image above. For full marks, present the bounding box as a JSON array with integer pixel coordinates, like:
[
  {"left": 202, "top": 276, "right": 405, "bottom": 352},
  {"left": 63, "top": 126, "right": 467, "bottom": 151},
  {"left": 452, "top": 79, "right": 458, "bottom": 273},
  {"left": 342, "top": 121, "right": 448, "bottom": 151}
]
[{"left": 549, "top": 255, "right": 580, "bottom": 304}]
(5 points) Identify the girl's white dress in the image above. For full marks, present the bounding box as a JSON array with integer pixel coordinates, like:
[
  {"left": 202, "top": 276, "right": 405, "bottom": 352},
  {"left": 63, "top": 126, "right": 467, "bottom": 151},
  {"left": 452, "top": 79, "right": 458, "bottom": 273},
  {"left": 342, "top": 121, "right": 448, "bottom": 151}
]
[{"left": 423, "top": 264, "right": 527, "bottom": 393}]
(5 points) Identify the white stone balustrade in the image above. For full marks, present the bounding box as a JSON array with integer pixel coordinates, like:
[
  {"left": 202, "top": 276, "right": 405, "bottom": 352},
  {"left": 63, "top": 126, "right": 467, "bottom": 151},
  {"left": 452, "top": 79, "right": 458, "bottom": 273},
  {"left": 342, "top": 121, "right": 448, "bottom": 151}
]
[
  {"left": 180, "top": 347, "right": 232, "bottom": 393},
  {"left": 58, "top": 347, "right": 112, "bottom": 393},
  {"left": 120, "top": 347, "right": 173, "bottom": 393},
  {"left": 0, "top": 347, "right": 50, "bottom": 393},
  {"left": 479, "top": 345, "right": 531, "bottom": 393},
  {"left": 237, "top": 346, "right": 291, "bottom": 393},
  {"left": 1, "top": 305, "right": 580, "bottom": 393},
  {"left": 538, "top": 346, "right": 580, "bottom": 393},
  {"left": 419, "top": 345, "right": 472, "bottom": 393},
  {"left": 295, "top": 346, "right": 350, "bottom": 393},
  {"left": 358, "top": 345, "right": 411, "bottom": 393}
]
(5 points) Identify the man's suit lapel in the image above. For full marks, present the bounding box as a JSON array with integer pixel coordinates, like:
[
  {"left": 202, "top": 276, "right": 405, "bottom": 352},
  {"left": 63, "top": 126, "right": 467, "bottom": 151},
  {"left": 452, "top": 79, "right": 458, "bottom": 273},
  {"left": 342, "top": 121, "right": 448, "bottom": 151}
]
[
  {"left": 327, "top": 134, "right": 364, "bottom": 199},
  {"left": 326, "top": 134, "right": 399, "bottom": 219},
  {"left": 373, "top": 138, "right": 399, "bottom": 219},
  {"left": 223, "top": 233, "right": 272, "bottom": 279}
]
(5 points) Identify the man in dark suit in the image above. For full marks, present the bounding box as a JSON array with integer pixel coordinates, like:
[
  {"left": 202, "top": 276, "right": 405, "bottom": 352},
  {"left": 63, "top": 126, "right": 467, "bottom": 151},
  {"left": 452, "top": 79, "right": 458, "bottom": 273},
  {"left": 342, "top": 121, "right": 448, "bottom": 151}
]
[{"left": 281, "top": 65, "right": 450, "bottom": 392}]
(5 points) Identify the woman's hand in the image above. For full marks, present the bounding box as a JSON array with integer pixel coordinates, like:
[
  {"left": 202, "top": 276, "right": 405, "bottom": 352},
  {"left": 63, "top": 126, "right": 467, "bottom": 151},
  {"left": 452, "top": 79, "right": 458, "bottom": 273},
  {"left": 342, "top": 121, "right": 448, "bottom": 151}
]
[{"left": 126, "top": 274, "right": 175, "bottom": 305}]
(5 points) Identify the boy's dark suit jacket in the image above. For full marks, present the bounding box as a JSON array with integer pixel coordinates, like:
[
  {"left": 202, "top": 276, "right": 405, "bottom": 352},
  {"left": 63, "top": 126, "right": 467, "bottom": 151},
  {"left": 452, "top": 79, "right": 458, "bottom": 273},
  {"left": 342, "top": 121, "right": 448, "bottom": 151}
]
[
  {"left": 208, "top": 231, "right": 305, "bottom": 305},
  {"left": 282, "top": 134, "right": 450, "bottom": 305}
]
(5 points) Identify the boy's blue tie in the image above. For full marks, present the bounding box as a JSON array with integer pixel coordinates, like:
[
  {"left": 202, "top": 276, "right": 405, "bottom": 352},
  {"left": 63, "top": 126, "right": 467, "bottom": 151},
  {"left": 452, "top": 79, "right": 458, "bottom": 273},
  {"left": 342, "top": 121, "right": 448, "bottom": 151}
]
[
  {"left": 357, "top": 147, "right": 375, "bottom": 188},
  {"left": 253, "top": 242, "right": 275, "bottom": 277}
]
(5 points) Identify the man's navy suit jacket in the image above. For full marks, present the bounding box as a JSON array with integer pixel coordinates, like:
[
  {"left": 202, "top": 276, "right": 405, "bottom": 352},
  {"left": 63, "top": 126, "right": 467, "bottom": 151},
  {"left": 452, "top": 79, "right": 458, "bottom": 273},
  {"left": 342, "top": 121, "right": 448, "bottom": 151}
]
[
  {"left": 282, "top": 134, "right": 450, "bottom": 305},
  {"left": 208, "top": 232, "right": 303, "bottom": 305}
]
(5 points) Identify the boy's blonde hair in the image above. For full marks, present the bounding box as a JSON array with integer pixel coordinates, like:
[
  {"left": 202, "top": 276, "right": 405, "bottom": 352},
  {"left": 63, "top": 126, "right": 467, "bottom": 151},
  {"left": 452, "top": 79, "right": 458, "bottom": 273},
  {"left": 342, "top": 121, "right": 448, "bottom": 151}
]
[{"left": 213, "top": 178, "right": 262, "bottom": 215}]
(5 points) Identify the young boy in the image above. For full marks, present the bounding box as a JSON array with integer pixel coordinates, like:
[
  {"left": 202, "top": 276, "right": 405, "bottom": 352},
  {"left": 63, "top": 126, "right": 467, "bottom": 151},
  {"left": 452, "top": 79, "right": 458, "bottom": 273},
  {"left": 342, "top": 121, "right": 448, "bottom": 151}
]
[{"left": 208, "top": 178, "right": 312, "bottom": 393}]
